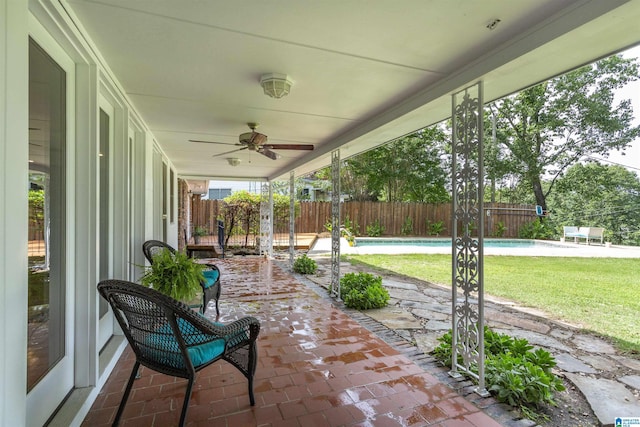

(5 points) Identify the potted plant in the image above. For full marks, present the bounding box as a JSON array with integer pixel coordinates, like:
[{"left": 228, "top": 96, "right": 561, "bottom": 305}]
[
  {"left": 193, "top": 226, "right": 207, "bottom": 244},
  {"left": 346, "top": 234, "right": 356, "bottom": 247},
  {"left": 140, "top": 248, "right": 204, "bottom": 303}
]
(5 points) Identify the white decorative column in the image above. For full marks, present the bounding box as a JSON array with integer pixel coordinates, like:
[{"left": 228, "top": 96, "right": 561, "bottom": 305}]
[
  {"left": 260, "top": 182, "right": 273, "bottom": 258},
  {"left": 330, "top": 150, "right": 341, "bottom": 299},
  {"left": 289, "top": 171, "right": 295, "bottom": 269},
  {"left": 450, "top": 81, "right": 488, "bottom": 396}
]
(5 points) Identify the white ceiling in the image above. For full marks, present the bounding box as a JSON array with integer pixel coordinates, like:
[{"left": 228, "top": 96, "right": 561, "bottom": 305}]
[{"left": 65, "top": 0, "right": 640, "bottom": 182}]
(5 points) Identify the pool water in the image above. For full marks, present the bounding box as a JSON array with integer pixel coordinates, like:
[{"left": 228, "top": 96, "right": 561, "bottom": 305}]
[{"left": 355, "top": 238, "right": 566, "bottom": 248}]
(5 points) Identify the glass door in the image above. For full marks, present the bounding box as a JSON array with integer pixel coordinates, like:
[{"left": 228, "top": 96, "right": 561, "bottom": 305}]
[
  {"left": 152, "top": 148, "right": 163, "bottom": 240},
  {"left": 98, "top": 97, "right": 114, "bottom": 350},
  {"left": 26, "top": 36, "right": 74, "bottom": 426}
]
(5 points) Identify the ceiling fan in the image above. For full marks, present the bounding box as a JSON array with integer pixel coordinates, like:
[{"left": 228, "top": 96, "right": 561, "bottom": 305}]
[{"left": 189, "top": 123, "right": 314, "bottom": 160}]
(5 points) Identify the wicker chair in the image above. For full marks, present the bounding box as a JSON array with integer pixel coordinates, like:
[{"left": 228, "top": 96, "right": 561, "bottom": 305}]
[
  {"left": 142, "top": 239, "right": 221, "bottom": 319},
  {"left": 98, "top": 279, "right": 260, "bottom": 426}
]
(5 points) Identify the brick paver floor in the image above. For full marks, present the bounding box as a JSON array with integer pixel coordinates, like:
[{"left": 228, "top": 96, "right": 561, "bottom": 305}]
[{"left": 83, "top": 257, "right": 503, "bottom": 426}]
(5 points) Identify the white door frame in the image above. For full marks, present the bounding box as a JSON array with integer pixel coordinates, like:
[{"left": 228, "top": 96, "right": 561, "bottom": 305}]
[
  {"left": 128, "top": 118, "right": 146, "bottom": 282},
  {"left": 97, "top": 94, "right": 115, "bottom": 350},
  {"left": 26, "top": 15, "right": 76, "bottom": 427}
]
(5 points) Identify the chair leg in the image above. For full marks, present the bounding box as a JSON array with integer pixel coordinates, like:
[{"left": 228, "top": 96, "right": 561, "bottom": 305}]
[
  {"left": 178, "top": 377, "right": 195, "bottom": 427},
  {"left": 248, "top": 341, "right": 257, "bottom": 406},
  {"left": 113, "top": 361, "right": 140, "bottom": 426},
  {"left": 215, "top": 282, "right": 221, "bottom": 321},
  {"left": 248, "top": 377, "right": 255, "bottom": 406}
]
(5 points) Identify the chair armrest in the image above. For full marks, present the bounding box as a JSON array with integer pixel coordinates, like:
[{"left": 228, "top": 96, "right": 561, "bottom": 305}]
[
  {"left": 202, "top": 264, "right": 221, "bottom": 280},
  {"left": 217, "top": 316, "right": 261, "bottom": 346},
  {"left": 198, "top": 316, "right": 261, "bottom": 352},
  {"left": 187, "top": 313, "right": 260, "bottom": 343}
]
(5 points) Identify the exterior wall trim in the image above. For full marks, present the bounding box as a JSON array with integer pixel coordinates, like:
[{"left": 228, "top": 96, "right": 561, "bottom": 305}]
[{"left": 0, "top": 1, "right": 29, "bottom": 425}]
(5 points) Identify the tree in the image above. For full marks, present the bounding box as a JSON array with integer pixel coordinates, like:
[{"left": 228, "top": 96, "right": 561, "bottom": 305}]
[
  {"left": 271, "top": 174, "right": 330, "bottom": 201},
  {"left": 488, "top": 55, "right": 640, "bottom": 212},
  {"left": 342, "top": 126, "right": 450, "bottom": 202},
  {"left": 220, "top": 190, "right": 300, "bottom": 247},
  {"left": 336, "top": 159, "right": 379, "bottom": 201},
  {"left": 549, "top": 163, "right": 640, "bottom": 245},
  {"left": 220, "top": 191, "right": 259, "bottom": 247},
  {"left": 483, "top": 111, "right": 522, "bottom": 203}
]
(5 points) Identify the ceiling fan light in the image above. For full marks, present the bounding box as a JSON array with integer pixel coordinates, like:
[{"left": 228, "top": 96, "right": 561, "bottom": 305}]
[{"left": 260, "top": 73, "right": 293, "bottom": 99}]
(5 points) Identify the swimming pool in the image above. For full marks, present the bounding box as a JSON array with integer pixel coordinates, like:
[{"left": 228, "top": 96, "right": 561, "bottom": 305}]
[
  {"left": 355, "top": 238, "right": 567, "bottom": 248},
  {"left": 308, "top": 236, "right": 640, "bottom": 257}
]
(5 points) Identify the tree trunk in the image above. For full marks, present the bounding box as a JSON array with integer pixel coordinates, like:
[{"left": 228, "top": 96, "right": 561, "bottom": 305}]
[
  {"left": 490, "top": 177, "right": 496, "bottom": 203},
  {"left": 531, "top": 174, "right": 547, "bottom": 213}
]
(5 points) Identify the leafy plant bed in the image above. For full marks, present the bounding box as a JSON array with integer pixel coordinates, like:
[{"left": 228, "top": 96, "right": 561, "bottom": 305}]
[{"left": 433, "top": 327, "right": 565, "bottom": 422}]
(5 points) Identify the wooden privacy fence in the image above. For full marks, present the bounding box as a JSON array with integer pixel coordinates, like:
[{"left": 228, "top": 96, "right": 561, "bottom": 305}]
[
  {"left": 190, "top": 197, "right": 223, "bottom": 235},
  {"left": 191, "top": 199, "right": 537, "bottom": 238},
  {"left": 296, "top": 201, "right": 536, "bottom": 238}
]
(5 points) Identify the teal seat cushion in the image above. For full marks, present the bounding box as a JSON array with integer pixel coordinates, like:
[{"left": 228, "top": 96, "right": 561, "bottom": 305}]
[
  {"left": 202, "top": 269, "right": 219, "bottom": 289},
  {"left": 145, "top": 318, "right": 225, "bottom": 368},
  {"left": 187, "top": 339, "right": 225, "bottom": 367}
]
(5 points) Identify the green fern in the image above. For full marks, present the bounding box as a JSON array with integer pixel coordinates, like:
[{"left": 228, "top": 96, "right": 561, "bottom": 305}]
[{"left": 140, "top": 249, "right": 204, "bottom": 301}]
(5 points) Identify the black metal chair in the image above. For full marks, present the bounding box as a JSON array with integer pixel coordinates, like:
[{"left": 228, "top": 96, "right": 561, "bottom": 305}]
[
  {"left": 98, "top": 279, "right": 260, "bottom": 426},
  {"left": 142, "top": 240, "right": 221, "bottom": 319}
]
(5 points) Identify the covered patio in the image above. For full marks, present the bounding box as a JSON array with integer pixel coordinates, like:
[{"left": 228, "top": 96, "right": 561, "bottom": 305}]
[
  {"left": 82, "top": 257, "right": 502, "bottom": 426},
  {"left": 4, "top": 2, "right": 640, "bottom": 425}
]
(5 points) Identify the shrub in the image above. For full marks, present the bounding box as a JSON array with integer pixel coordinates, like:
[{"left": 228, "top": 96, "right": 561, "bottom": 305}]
[
  {"left": 427, "top": 220, "right": 445, "bottom": 236},
  {"left": 366, "top": 219, "right": 385, "bottom": 237},
  {"left": 518, "top": 219, "right": 555, "bottom": 239},
  {"left": 493, "top": 221, "right": 506, "bottom": 237},
  {"left": 293, "top": 254, "right": 318, "bottom": 274},
  {"left": 401, "top": 217, "right": 413, "bottom": 235},
  {"left": 193, "top": 226, "right": 208, "bottom": 236},
  {"left": 343, "top": 216, "right": 359, "bottom": 237},
  {"left": 339, "top": 272, "right": 389, "bottom": 309},
  {"left": 432, "top": 327, "right": 565, "bottom": 414}
]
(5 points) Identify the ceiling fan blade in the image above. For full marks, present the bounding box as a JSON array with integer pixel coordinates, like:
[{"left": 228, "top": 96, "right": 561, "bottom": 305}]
[
  {"left": 259, "top": 147, "right": 280, "bottom": 160},
  {"left": 263, "top": 144, "right": 314, "bottom": 151},
  {"left": 212, "top": 147, "right": 247, "bottom": 158},
  {"left": 189, "top": 139, "right": 241, "bottom": 146}
]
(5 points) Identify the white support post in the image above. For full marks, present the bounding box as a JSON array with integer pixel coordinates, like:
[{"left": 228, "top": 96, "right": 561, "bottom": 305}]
[
  {"left": 260, "top": 182, "right": 273, "bottom": 257},
  {"left": 289, "top": 171, "right": 295, "bottom": 269},
  {"left": 450, "top": 81, "right": 488, "bottom": 396},
  {"left": 330, "top": 150, "right": 341, "bottom": 300}
]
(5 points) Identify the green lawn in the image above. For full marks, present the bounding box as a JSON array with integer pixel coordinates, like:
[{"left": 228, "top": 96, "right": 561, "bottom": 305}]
[{"left": 344, "top": 254, "right": 640, "bottom": 354}]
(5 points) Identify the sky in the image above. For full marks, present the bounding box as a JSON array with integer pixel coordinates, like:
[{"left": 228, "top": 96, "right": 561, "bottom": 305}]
[{"left": 594, "top": 45, "right": 640, "bottom": 174}]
